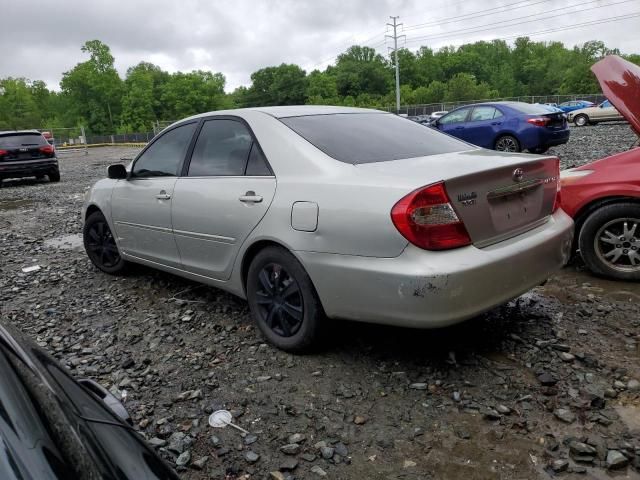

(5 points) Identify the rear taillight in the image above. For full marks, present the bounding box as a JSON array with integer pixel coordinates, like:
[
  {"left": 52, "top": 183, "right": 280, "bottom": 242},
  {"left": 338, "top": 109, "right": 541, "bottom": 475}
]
[
  {"left": 39, "top": 145, "right": 55, "bottom": 154},
  {"left": 0, "top": 149, "right": 7, "bottom": 156},
  {"left": 527, "top": 117, "right": 551, "bottom": 127},
  {"left": 552, "top": 157, "right": 561, "bottom": 213},
  {"left": 391, "top": 182, "right": 472, "bottom": 251}
]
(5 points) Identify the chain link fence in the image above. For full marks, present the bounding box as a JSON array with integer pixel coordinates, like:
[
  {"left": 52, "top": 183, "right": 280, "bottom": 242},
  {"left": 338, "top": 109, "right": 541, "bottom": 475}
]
[{"left": 389, "top": 93, "right": 607, "bottom": 117}]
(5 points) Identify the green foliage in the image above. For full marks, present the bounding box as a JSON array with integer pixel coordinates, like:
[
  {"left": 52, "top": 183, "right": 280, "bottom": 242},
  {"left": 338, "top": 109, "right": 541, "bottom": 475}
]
[
  {"left": 1, "top": 38, "right": 638, "bottom": 134},
  {"left": 240, "top": 64, "right": 308, "bottom": 107},
  {"left": 0, "top": 78, "right": 41, "bottom": 130}
]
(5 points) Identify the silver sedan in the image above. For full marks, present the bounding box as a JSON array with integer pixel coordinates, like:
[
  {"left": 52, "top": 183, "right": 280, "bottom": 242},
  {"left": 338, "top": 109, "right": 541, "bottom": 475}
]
[{"left": 83, "top": 106, "right": 574, "bottom": 352}]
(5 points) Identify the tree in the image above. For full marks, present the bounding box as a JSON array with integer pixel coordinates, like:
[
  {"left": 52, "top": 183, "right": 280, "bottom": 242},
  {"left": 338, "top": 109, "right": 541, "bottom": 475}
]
[
  {"left": 445, "top": 73, "right": 496, "bottom": 102},
  {"left": 160, "top": 70, "right": 228, "bottom": 119},
  {"left": 242, "top": 64, "right": 307, "bottom": 106},
  {"left": 120, "top": 62, "right": 169, "bottom": 131},
  {"left": 334, "top": 46, "right": 392, "bottom": 97},
  {"left": 0, "top": 78, "right": 41, "bottom": 130},
  {"left": 60, "top": 40, "right": 123, "bottom": 133}
]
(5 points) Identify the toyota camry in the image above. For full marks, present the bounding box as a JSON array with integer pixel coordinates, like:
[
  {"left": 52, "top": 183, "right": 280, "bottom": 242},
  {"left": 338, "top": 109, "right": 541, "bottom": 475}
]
[{"left": 83, "top": 106, "right": 573, "bottom": 352}]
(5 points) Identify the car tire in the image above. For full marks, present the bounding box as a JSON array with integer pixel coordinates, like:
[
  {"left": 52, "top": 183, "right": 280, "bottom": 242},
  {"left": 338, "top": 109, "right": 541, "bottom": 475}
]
[
  {"left": 49, "top": 168, "right": 61, "bottom": 182},
  {"left": 529, "top": 146, "right": 550, "bottom": 154},
  {"left": 494, "top": 135, "right": 520, "bottom": 152},
  {"left": 36, "top": 174, "right": 45, "bottom": 180},
  {"left": 578, "top": 203, "right": 640, "bottom": 281},
  {"left": 83, "top": 211, "right": 128, "bottom": 275},
  {"left": 574, "top": 114, "right": 589, "bottom": 127},
  {"left": 247, "top": 246, "right": 325, "bottom": 352}
]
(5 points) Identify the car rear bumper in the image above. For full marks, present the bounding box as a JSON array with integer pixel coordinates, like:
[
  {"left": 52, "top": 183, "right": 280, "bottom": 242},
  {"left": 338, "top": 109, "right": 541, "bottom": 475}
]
[
  {"left": 297, "top": 209, "right": 573, "bottom": 328},
  {"left": 0, "top": 158, "right": 58, "bottom": 178}
]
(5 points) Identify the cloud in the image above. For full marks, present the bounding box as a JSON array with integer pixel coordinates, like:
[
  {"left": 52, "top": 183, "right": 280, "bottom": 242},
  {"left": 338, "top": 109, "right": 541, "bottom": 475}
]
[{"left": 0, "top": 0, "right": 637, "bottom": 92}]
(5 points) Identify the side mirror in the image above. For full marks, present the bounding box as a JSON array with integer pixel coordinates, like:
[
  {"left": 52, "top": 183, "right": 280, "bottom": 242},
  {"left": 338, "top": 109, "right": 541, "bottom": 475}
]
[
  {"left": 78, "top": 378, "right": 132, "bottom": 425},
  {"left": 107, "top": 164, "right": 128, "bottom": 179}
]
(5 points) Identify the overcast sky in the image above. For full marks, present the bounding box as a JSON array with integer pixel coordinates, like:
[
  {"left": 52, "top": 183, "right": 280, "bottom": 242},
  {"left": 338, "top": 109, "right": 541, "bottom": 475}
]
[{"left": 1, "top": 0, "right": 639, "bottom": 92}]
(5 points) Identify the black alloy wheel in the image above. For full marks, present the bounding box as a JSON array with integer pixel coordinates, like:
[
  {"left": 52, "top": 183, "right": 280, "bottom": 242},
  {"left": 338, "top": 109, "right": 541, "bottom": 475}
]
[
  {"left": 247, "top": 246, "right": 324, "bottom": 352},
  {"left": 83, "top": 211, "right": 127, "bottom": 274},
  {"left": 255, "top": 263, "right": 304, "bottom": 337}
]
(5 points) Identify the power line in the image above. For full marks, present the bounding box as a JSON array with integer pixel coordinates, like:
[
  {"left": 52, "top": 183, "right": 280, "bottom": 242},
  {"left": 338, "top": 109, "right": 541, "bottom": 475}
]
[
  {"left": 403, "top": 0, "right": 638, "bottom": 46},
  {"left": 403, "top": 0, "right": 552, "bottom": 32}
]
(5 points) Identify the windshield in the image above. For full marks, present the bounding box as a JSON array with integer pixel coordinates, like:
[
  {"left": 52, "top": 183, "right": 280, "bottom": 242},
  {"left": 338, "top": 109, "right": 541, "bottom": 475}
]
[
  {"left": 280, "top": 113, "right": 469, "bottom": 164},
  {"left": 0, "top": 133, "right": 47, "bottom": 148}
]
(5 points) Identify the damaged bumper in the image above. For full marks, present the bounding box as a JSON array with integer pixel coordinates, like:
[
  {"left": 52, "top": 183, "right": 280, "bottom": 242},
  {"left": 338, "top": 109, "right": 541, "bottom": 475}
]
[{"left": 296, "top": 209, "right": 574, "bottom": 328}]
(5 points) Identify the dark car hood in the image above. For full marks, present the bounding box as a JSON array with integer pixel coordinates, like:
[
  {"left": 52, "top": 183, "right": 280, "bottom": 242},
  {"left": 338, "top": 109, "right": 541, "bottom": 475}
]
[
  {"left": 591, "top": 55, "right": 640, "bottom": 136},
  {"left": 0, "top": 323, "right": 179, "bottom": 480}
]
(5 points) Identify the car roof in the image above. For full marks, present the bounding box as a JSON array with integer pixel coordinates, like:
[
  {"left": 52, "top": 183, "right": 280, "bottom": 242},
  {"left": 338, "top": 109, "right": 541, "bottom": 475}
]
[
  {"left": 0, "top": 130, "right": 43, "bottom": 136},
  {"left": 179, "top": 106, "right": 387, "bottom": 124}
]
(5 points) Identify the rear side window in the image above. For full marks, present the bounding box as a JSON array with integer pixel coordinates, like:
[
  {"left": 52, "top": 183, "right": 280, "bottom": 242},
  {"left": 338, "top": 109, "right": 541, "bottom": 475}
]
[
  {"left": 245, "top": 144, "right": 272, "bottom": 176},
  {"left": 280, "top": 113, "right": 468, "bottom": 164},
  {"left": 470, "top": 106, "right": 502, "bottom": 121},
  {"left": 0, "top": 133, "right": 47, "bottom": 148},
  {"left": 133, "top": 123, "right": 196, "bottom": 177},
  {"left": 188, "top": 120, "right": 253, "bottom": 176}
]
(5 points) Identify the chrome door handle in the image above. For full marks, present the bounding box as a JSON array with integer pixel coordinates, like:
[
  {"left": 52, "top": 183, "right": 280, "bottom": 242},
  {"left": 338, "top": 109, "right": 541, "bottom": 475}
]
[
  {"left": 156, "top": 190, "right": 171, "bottom": 200},
  {"left": 239, "top": 191, "right": 263, "bottom": 203}
]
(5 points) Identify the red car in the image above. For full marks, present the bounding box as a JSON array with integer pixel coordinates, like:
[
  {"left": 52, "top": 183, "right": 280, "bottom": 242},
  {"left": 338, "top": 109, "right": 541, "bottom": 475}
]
[{"left": 561, "top": 55, "right": 640, "bottom": 280}]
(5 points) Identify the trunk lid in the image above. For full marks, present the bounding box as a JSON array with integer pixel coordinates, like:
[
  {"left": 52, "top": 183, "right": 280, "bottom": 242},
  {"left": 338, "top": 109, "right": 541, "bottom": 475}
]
[
  {"left": 538, "top": 111, "right": 567, "bottom": 129},
  {"left": 357, "top": 149, "right": 560, "bottom": 248},
  {"left": 591, "top": 55, "right": 640, "bottom": 136}
]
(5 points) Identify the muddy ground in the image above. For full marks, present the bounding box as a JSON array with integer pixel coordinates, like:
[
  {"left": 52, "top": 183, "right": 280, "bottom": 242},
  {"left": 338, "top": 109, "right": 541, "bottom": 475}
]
[{"left": 1, "top": 123, "right": 639, "bottom": 480}]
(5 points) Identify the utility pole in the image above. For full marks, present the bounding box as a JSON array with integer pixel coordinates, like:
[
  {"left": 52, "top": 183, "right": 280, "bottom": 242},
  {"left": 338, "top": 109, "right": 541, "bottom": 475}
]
[{"left": 386, "top": 16, "right": 405, "bottom": 114}]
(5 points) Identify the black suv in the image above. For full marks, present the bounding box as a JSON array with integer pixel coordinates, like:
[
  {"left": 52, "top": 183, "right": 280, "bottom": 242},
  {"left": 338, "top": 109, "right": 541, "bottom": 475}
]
[{"left": 0, "top": 130, "right": 60, "bottom": 184}]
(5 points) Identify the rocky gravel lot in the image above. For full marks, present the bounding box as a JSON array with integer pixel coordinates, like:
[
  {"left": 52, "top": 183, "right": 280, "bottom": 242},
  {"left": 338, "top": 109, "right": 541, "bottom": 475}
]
[{"left": 1, "top": 123, "right": 639, "bottom": 480}]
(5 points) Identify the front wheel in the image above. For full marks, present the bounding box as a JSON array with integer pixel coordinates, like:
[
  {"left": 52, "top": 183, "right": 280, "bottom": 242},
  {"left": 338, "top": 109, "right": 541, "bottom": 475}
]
[
  {"left": 246, "top": 246, "right": 324, "bottom": 352},
  {"left": 83, "top": 211, "right": 128, "bottom": 274},
  {"left": 578, "top": 203, "right": 640, "bottom": 281},
  {"left": 574, "top": 114, "right": 589, "bottom": 127},
  {"left": 494, "top": 135, "right": 520, "bottom": 152}
]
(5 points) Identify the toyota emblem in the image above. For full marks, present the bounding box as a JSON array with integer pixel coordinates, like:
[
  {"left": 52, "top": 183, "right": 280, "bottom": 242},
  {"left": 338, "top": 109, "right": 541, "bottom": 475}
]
[{"left": 512, "top": 168, "right": 524, "bottom": 182}]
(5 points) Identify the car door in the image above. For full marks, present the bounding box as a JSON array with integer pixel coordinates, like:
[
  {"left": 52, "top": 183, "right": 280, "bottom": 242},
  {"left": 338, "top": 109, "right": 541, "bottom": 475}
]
[
  {"left": 171, "top": 118, "right": 276, "bottom": 281},
  {"left": 110, "top": 121, "right": 197, "bottom": 268},
  {"left": 436, "top": 107, "right": 472, "bottom": 141},
  {"left": 463, "top": 106, "right": 503, "bottom": 148}
]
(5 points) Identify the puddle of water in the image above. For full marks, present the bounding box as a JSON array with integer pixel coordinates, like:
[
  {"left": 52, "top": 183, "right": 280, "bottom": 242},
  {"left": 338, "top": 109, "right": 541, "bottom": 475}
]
[
  {"left": 0, "top": 199, "right": 34, "bottom": 211},
  {"left": 543, "top": 265, "right": 640, "bottom": 303},
  {"left": 44, "top": 234, "right": 83, "bottom": 251}
]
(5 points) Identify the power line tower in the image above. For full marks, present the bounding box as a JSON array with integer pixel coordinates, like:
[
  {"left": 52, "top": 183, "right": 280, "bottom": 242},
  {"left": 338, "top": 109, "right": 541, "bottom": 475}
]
[{"left": 386, "top": 16, "right": 405, "bottom": 114}]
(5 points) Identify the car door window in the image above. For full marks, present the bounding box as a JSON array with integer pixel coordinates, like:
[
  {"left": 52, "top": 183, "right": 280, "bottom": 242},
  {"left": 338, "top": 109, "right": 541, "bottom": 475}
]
[
  {"left": 132, "top": 123, "right": 196, "bottom": 177},
  {"left": 188, "top": 120, "right": 253, "bottom": 176},
  {"left": 470, "top": 106, "right": 498, "bottom": 122},
  {"left": 245, "top": 143, "right": 272, "bottom": 176},
  {"left": 439, "top": 108, "right": 471, "bottom": 125}
]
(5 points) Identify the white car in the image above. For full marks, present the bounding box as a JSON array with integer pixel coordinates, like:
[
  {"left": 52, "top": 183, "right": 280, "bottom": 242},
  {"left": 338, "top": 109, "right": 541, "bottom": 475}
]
[{"left": 82, "top": 106, "right": 573, "bottom": 352}]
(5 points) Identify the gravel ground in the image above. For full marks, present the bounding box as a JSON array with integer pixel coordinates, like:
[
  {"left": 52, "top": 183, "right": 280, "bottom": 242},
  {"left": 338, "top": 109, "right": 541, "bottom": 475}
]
[{"left": 1, "top": 123, "right": 639, "bottom": 480}]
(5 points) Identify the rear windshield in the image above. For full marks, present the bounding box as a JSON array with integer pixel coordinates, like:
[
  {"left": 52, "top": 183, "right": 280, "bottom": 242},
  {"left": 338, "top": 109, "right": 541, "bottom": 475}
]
[
  {"left": 0, "top": 133, "right": 47, "bottom": 148},
  {"left": 280, "top": 113, "right": 469, "bottom": 164},
  {"left": 507, "top": 103, "right": 559, "bottom": 115}
]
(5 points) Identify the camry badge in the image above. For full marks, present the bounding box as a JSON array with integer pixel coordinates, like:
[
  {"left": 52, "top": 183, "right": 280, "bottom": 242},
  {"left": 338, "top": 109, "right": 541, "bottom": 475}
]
[{"left": 512, "top": 168, "right": 524, "bottom": 182}]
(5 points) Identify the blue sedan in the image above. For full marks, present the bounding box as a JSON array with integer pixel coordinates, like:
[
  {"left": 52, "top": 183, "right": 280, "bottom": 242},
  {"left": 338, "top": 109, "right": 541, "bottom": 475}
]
[
  {"left": 557, "top": 100, "right": 595, "bottom": 113},
  {"left": 431, "top": 101, "right": 570, "bottom": 154}
]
